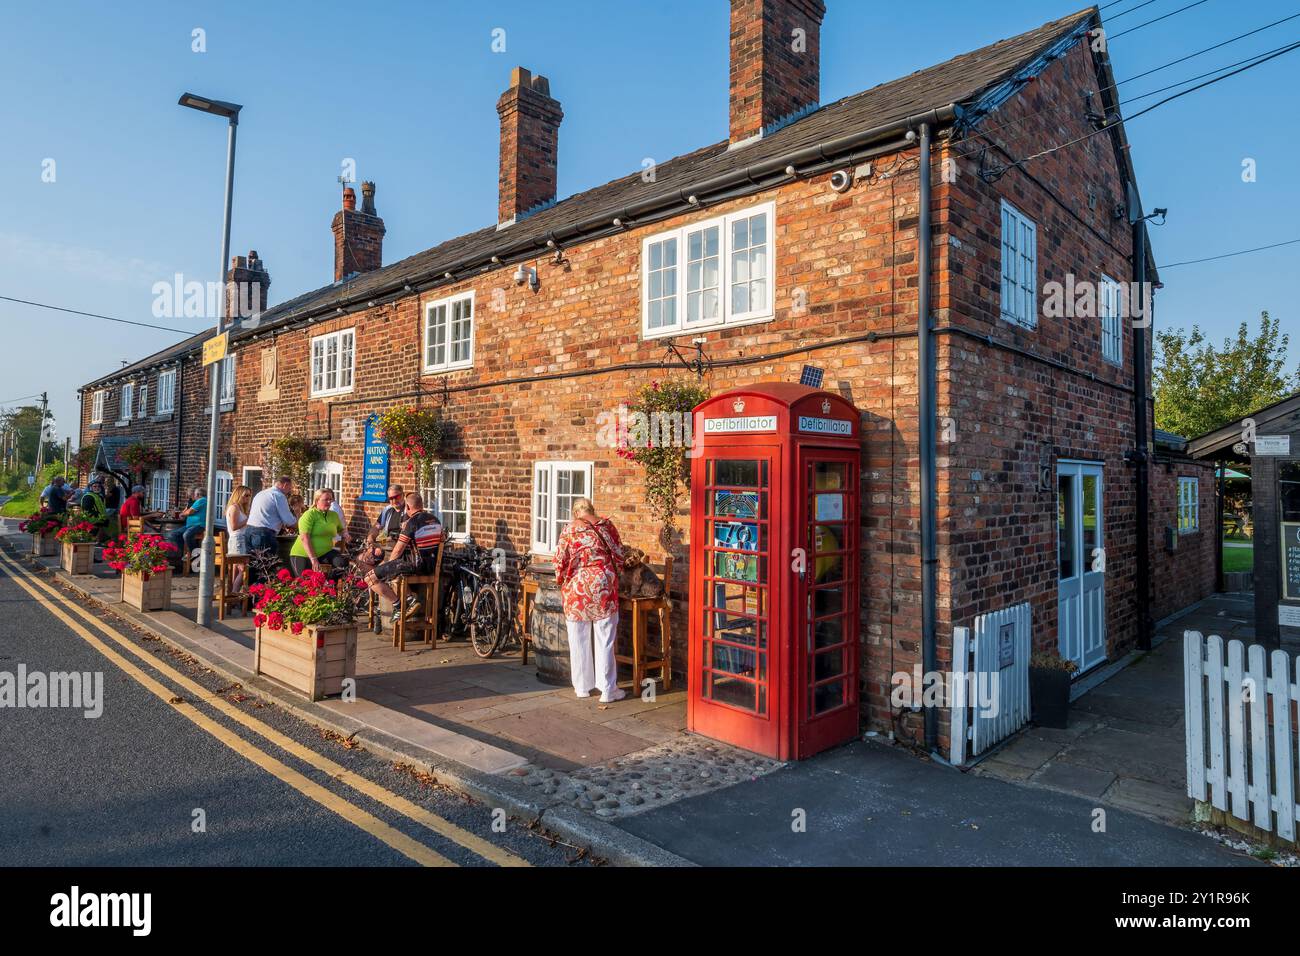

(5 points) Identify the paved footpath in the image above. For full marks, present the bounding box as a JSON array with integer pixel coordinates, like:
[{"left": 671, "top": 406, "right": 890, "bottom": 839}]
[
  {"left": 618, "top": 740, "right": 1255, "bottom": 866},
  {"left": 0, "top": 552, "right": 591, "bottom": 867}
]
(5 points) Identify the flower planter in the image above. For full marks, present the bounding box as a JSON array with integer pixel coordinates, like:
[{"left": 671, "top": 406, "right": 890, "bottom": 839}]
[
  {"left": 61, "top": 541, "right": 94, "bottom": 575},
  {"left": 1029, "top": 666, "right": 1072, "bottom": 729},
  {"left": 32, "top": 533, "right": 58, "bottom": 557},
  {"left": 121, "top": 569, "right": 172, "bottom": 612},
  {"left": 255, "top": 623, "right": 358, "bottom": 701}
]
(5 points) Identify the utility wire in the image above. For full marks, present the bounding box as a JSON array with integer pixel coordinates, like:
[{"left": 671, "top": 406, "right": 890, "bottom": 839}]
[
  {"left": 982, "top": 39, "right": 1300, "bottom": 177},
  {"left": 1110, "top": 0, "right": 1214, "bottom": 40},
  {"left": 1104, "top": 0, "right": 1163, "bottom": 23},
  {"left": 950, "top": 13, "right": 1300, "bottom": 159},
  {"left": 1158, "top": 237, "right": 1300, "bottom": 269},
  {"left": 0, "top": 295, "right": 196, "bottom": 335},
  {"left": 0, "top": 394, "right": 43, "bottom": 406}
]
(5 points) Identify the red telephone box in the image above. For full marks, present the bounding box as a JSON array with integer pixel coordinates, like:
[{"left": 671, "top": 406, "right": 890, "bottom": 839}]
[{"left": 687, "top": 383, "right": 860, "bottom": 760}]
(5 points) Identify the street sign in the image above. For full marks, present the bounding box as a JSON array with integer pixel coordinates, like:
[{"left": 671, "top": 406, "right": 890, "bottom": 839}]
[{"left": 202, "top": 332, "right": 229, "bottom": 367}]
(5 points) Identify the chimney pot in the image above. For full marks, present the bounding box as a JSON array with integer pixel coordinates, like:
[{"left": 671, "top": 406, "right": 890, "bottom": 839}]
[{"left": 332, "top": 183, "right": 385, "bottom": 281}]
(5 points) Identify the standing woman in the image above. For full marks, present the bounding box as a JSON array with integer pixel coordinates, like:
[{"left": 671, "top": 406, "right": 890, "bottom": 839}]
[
  {"left": 554, "top": 498, "right": 627, "bottom": 703},
  {"left": 224, "top": 484, "right": 253, "bottom": 594}
]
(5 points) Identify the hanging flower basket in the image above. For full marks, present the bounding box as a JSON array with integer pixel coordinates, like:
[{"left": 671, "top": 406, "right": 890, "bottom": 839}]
[
  {"left": 374, "top": 406, "right": 447, "bottom": 487},
  {"left": 269, "top": 435, "right": 321, "bottom": 497},
  {"left": 120, "top": 442, "right": 166, "bottom": 482},
  {"left": 615, "top": 378, "right": 709, "bottom": 538}
]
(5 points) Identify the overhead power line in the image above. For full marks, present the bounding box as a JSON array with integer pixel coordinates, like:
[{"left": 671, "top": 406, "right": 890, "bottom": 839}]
[
  {"left": 1116, "top": 11, "right": 1300, "bottom": 84},
  {"left": 1158, "top": 237, "right": 1300, "bottom": 269},
  {"left": 0, "top": 295, "right": 195, "bottom": 335},
  {"left": 1109, "top": 0, "right": 1214, "bottom": 41}
]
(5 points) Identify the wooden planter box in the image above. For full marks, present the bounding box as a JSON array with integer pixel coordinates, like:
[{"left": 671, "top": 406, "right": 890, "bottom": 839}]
[
  {"left": 122, "top": 569, "right": 172, "bottom": 612},
  {"left": 32, "top": 533, "right": 58, "bottom": 557},
  {"left": 61, "top": 541, "right": 94, "bottom": 575},
  {"left": 255, "top": 624, "right": 358, "bottom": 701}
]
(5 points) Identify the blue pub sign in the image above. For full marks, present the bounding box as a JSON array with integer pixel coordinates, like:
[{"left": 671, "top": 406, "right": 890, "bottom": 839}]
[{"left": 360, "top": 416, "right": 390, "bottom": 502}]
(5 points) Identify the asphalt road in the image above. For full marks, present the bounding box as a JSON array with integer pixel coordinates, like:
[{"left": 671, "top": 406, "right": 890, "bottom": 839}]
[
  {"left": 619, "top": 739, "right": 1256, "bottom": 866},
  {"left": 0, "top": 550, "right": 591, "bottom": 867}
]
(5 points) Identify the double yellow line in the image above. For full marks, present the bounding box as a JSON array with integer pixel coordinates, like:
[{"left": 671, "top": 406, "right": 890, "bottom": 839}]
[{"left": 0, "top": 549, "right": 530, "bottom": 868}]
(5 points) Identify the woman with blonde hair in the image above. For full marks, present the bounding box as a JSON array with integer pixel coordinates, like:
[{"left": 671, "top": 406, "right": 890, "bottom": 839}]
[
  {"left": 225, "top": 484, "right": 254, "bottom": 594},
  {"left": 554, "top": 497, "right": 627, "bottom": 703}
]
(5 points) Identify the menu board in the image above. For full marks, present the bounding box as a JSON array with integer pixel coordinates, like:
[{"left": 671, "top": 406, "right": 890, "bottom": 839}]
[{"left": 1283, "top": 521, "right": 1300, "bottom": 602}]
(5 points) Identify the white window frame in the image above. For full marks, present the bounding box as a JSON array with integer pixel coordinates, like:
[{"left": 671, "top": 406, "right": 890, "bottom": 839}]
[
  {"left": 118, "top": 382, "right": 134, "bottom": 424},
  {"left": 310, "top": 460, "right": 344, "bottom": 498},
  {"left": 208, "top": 354, "right": 237, "bottom": 406},
  {"left": 310, "top": 329, "right": 356, "bottom": 397},
  {"left": 531, "top": 460, "right": 594, "bottom": 555},
  {"left": 1000, "top": 199, "right": 1038, "bottom": 329},
  {"left": 150, "top": 469, "right": 171, "bottom": 512},
  {"left": 421, "top": 462, "right": 471, "bottom": 541},
  {"left": 423, "top": 291, "right": 475, "bottom": 373},
  {"left": 1178, "top": 477, "right": 1199, "bottom": 534},
  {"left": 1100, "top": 274, "right": 1123, "bottom": 366},
  {"left": 241, "top": 466, "right": 264, "bottom": 492},
  {"left": 91, "top": 390, "right": 106, "bottom": 425},
  {"left": 214, "top": 470, "right": 234, "bottom": 514},
  {"left": 138, "top": 381, "right": 149, "bottom": 419},
  {"left": 641, "top": 200, "right": 775, "bottom": 339},
  {"left": 156, "top": 367, "right": 176, "bottom": 415}
]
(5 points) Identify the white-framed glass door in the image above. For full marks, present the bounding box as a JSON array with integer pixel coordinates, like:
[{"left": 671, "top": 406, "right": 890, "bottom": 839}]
[{"left": 1057, "top": 461, "right": 1106, "bottom": 673}]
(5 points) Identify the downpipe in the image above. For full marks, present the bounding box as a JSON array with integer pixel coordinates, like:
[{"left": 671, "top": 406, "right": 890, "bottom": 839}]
[{"left": 917, "top": 122, "right": 939, "bottom": 752}]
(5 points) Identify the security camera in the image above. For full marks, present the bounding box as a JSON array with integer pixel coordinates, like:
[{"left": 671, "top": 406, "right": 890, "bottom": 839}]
[
  {"left": 830, "top": 169, "right": 853, "bottom": 193},
  {"left": 513, "top": 264, "right": 528, "bottom": 284},
  {"left": 514, "top": 264, "right": 539, "bottom": 291}
]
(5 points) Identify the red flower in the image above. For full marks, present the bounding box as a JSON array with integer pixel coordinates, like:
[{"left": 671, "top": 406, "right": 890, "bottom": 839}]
[
  {"left": 290, "top": 621, "right": 304, "bottom": 635},
  {"left": 276, "top": 568, "right": 293, "bottom": 583},
  {"left": 267, "top": 612, "right": 284, "bottom": 630},
  {"left": 253, "top": 613, "right": 267, "bottom": 628}
]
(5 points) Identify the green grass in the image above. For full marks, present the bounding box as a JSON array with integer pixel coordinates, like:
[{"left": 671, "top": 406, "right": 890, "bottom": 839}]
[
  {"left": 0, "top": 462, "right": 68, "bottom": 517},
  {"left": 1222, "top": 540, "right": 1253, "bottom": 574}
]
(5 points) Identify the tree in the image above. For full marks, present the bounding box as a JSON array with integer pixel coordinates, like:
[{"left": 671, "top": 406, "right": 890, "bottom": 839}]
[
  {"left": 1154, "top": 311, "right": 1299, "bottom": 439},
  {"left": 0, "top": 405, "right": 59, "bottom": 476}
]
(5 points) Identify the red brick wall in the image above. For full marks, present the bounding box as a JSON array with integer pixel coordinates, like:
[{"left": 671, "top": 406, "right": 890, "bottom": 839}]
[
  {"left": 938, "top": 40, "right": 1146, "bottom": 726},
  {"left": 1149, "top": 457, "right": 1217, "bottom": 622}
]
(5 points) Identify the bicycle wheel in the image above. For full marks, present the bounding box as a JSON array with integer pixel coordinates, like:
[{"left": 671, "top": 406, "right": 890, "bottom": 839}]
[
  {"left": 470, "top": 585, "right": 503, "bottom": 658},
  {"left": 441, "top": 576, "right": 466, "bottom": 638}
]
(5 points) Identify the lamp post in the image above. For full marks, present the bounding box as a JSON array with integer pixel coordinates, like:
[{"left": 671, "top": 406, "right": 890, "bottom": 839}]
[{"left": 179, "top": 92, "right": 241, "bottom": 628}]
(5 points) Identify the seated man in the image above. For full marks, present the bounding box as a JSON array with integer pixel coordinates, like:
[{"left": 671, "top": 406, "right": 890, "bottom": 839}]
[
  {"left": 352, "top": 484, "right": 406, "bottom": 577},
  {"left": 364, "top": 492, "right": 443, "bottom": 625},
  {"left": 166, "top": 488, "right": 208, "bottom": 569},
  {"left": 40, "top": 476, "right": 72, "bottom": 515}
]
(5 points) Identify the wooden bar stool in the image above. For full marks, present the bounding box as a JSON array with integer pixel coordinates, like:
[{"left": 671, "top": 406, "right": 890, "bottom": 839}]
[
  {"left": 214, "top": 531, "right": 249, "bottom": 621},
  {"left": 616, "top": 555, "right": 674, "bottom": 693},
  {"left": 393, "top": 540, "right": 444, "bottom": 652},
  {"left": 519, "top": 576, "right": 539, "bottom": 666}
]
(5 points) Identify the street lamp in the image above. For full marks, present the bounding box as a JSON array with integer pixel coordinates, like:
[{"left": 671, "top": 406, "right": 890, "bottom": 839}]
[{"left": 179, "top": 91, "right": 242, "bottom": 628}]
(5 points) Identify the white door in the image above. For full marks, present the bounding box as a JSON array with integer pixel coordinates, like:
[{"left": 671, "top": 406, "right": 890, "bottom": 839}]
[{"left": 1057, "top": 462, "right": 1106, "bottom": 673}]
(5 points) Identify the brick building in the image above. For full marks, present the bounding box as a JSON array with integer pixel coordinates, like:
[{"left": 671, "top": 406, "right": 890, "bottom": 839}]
[{"left": 79, "top": 3, "right": 1216, "bottom": 754}]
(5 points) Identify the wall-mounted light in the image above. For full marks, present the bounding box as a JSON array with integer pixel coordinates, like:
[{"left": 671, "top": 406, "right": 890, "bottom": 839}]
[
  {"left": 443, "top": 272, "right": 453, "bottom": 280},
  {"left": 612, "top": 217, "right": 623, "bottom": 228},
  {"left": 491, "top": 256, "right": 501, "bottom": 264}
]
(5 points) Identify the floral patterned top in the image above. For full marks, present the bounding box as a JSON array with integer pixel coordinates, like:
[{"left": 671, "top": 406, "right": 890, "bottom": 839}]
[{"left": 554, "top": 517, "right": 626, "bottom": 622}]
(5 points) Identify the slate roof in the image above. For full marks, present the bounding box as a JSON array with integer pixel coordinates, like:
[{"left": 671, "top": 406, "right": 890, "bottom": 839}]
[{"left": 84, "top": 6, "right": 1099, "bottom": 390}]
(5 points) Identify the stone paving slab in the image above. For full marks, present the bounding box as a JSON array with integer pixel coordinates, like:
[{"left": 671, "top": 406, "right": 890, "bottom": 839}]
[{"left": 1032, "top": 761, "right": 1116, "bottom": 799}]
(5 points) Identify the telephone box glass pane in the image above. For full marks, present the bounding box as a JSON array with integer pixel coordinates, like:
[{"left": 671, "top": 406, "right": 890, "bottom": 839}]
[
  {"left": 813, "top": 461, "right": 847, "bottom": 490},
  {"left": 813, "top": 586, "right": 844, "bottom": 618},
  {"left": 813, "top": 614, "right": 843, "bottom": 650},
  {"left": 813, "top": 648, "right": 844, "bottom": 682},
  {"left": 701, "top": 457, "right": 770, "bottom": 715},
  {"left": 813, "top": 681, "right": 845, "bottom": 714}
]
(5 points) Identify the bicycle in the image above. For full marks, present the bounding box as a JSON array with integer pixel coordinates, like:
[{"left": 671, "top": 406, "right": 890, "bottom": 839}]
[
  {"left": 439, "top": 539, "right": 495, "bottom": 641},
  {"left": 469, "top": 552, "right": 530, "bottom": 659}
]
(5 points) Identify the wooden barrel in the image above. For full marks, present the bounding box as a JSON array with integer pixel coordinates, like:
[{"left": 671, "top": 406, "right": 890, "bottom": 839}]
[{"left": 526, "top": 563, "right": 572, "bottom": 686}]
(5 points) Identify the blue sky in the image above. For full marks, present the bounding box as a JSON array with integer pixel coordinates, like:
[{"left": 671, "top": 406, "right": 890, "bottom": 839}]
[{"left": 2, "top": 0, "right": 1297, "bottom": 445}]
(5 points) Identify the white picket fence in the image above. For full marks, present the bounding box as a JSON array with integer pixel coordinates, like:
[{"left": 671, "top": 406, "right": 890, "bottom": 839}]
[
  {"left": 1183, "top": 630, "right": 1300, "bottom": 842},
  {"left": 949, "top": 602, "right": 1032, "bottom": 765}
]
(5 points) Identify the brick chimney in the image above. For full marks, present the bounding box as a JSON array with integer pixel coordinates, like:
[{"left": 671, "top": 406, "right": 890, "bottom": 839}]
[
  {"left": 225, "top": 250, "right": 270, "bottom": 323},
  {"left": 497, "top": 67, "right": 563, "bottom": 226},
  {"left": 331, "top": 181, "right": 385, "bottom": 281},
  {"left": 729, "top": 0, "right": 826, "bottom": 146}
]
